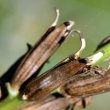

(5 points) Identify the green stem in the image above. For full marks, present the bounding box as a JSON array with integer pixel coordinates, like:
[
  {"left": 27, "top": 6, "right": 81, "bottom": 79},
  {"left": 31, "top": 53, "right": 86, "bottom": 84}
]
[
  {"left": 96, "top": 43, "right": 110, "bottom": 63},
  {"left": 0, "top": 96, "right": 24, "bottom": 110}
]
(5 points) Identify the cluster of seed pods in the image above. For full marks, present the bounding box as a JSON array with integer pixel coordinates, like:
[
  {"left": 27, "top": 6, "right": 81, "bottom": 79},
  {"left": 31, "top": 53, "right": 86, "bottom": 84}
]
[{"left": 0, "top": 9, "right": 110, "bottom": 110}]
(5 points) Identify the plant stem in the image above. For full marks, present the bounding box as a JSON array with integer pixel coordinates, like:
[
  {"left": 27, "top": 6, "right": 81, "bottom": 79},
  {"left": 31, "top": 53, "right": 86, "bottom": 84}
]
[
  {"left": 96, "top": 43, "right": 110, "bottom": 63},
  {"left": 0, "top": 95, "right": 24, "bottom": 110}
]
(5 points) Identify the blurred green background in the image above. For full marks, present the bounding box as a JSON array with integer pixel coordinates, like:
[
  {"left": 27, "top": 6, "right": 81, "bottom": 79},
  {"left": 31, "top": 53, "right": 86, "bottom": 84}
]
[{"left": 0, "top": 0, "right": 110, "bottom": 110}]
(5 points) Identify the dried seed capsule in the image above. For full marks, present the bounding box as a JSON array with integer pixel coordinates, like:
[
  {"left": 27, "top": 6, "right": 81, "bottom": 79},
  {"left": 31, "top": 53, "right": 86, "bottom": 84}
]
[
  {"left": 22, "top": 58, "right": 87, "bottom": 100},
  {"left": 8, "top": 9, "right": 74, "bottom": 97},
  {"left": 62, "top": 67, "right": 110, "bottom": 98}
]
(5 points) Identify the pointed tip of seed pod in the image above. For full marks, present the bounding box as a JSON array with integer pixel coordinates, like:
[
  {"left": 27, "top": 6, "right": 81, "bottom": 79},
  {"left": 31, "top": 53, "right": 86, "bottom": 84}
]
[{"left": 22, "top": 94, "right": 28, "bottom": 100}]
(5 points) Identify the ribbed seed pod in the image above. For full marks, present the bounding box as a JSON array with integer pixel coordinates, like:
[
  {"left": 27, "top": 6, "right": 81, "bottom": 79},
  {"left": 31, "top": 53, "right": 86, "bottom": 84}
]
[{"left": 8, "top": 9, "right": 74, "bottom": 97}]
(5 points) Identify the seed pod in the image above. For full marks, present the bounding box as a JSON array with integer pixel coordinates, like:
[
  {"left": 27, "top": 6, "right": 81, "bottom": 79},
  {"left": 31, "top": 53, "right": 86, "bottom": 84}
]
[
  {"left": 62, "top": 67, "right": 110, "bottom": 98},
  {"left": 8, "top": 9, "right": 74, "bottom": 97},
  {"left": 22, "top": 58, "right": 87, "bottom": 100}
]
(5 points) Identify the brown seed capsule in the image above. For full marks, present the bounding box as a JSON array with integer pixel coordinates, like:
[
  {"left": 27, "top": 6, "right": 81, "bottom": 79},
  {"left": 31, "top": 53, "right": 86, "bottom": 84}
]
[
  {"left": 8, "top": 9, "right": 74, "bottom": 97},
  {"left": 22, "top": 58, "right": 87, "bottom": 100},
  {"left": 62, "top": 67, "right": 110, "bottom": 98}
]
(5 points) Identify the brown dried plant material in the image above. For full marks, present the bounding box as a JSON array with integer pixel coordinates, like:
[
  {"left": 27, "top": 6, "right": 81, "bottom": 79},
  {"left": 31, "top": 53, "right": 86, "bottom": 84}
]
[
  {"left": 8, "top": 9, "right": 74, "bottom": 97},
  {"left": 62, "top": 67, "right": 110, "bottom": 98},
  {"left": 72, "top": 96, "right": 92, "bottom": 110},
  {"left": 22, "top": 30, "right": 104, "bottom": 101},
  {"left": 59, "top": 67, "right": 110, "bottom": 109},
  {"left": 19, "top": 95, "right": 92, "bottom": 110},
  {"left": 18, "top": 96, "right": 78, "bottom": 110}
]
